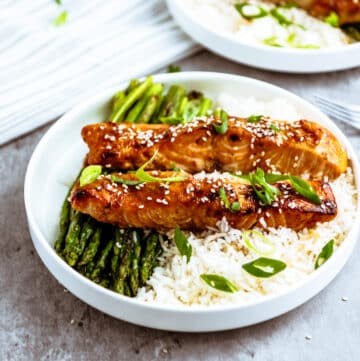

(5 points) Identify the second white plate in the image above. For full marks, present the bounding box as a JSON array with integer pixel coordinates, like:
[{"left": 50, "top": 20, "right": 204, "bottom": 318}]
[{"left": 167, "top": 0, "right": 360, "bottom": 73}]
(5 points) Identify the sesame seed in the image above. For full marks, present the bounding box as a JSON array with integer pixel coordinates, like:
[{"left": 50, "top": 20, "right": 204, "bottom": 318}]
[
  {"left": 341, "top": 296, "right": 349, "bottom": 302},
  {"left": 138, "top": 205, "right": 144, "bottom": 209}
]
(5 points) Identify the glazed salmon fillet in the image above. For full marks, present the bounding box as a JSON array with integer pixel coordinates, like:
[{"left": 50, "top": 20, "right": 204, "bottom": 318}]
[
  {"left": 267, "top": 0, "right": 360, "bottom": 25},
  {"left": 70, "top": 172, "right": 337, "bottom": 232},
  {"left": 82, "top": 117, "right": 347, "bottom": 180}
]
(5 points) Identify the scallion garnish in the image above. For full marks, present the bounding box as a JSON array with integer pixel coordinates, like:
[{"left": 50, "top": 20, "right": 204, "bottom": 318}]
[
  {"left": 247, "top": 114, "right": 264, "bottom": 123},
  {"left": 219, "top": 187, "right": 231, "bottom": 208},
  {"left": 174, "top": 226, "right": 192, "bottom": 263},
  {"left": 79, "top": 165, "right": 102, "bottom": 186},
  {"left": 55, "top": 0, "right": 62, "bottom": 5},
  {"left": 243, "top": 230, "right": 275, "bottom": 256},
  {"left": 219, "top": 187, "right": 241, "bottom": 211},
  {"left": 270, "top": 123, "right": 281, "bottom": 133},
  {"left": 270, "top": 7, "right": 306, "bottom": 30},
  {"left": 231, "top": 201, "right": 241, "bottom": 211},
  {"left": 315, "top": 239, "right": 334, "bottom": 269},
  {"left": 54, "top": 10, "right": 68, "bottom": 26},
  {"left": 288, "top": 175, "right": 321, "bottom": 205},
  {"left": 135, "top": 151, "right": 187, "bottom": 183},
  {"left": 324, "top": 12, "right": 339, "bottom": 28},
  {"left": 263, "top": 36, "right": 283, "bottom": 47},
  {"left": 111, "top": 175, "right": 144, "bottom": 186},
  {"left": 234, "top": 168, "right": 321, "bottom": 205},
  {"left": 250, "top": 168, "right": 281, "bottom": 205},
  {"left": 234, "top": 2, "right": 268, "bottom": 20},
  {"left": 200, "top": 274, "right": 239, "bottom": 293},
  {"left": 213, "top": 109, "right": 228, "bottom": 135},
  {"left": 242, "top": 257, "right": 286, "bottom": 278}
]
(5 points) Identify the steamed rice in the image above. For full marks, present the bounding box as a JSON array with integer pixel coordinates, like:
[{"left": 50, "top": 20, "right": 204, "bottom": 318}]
[
  {"left": 136, "top": 95, "right": 358, "bottom": 307},
  {"left": 183, "top": 0, "right": 351, "bottom": 49}
]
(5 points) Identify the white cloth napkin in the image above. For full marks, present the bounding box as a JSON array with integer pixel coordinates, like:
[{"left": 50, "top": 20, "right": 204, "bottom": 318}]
[{"left": 0, "top": 0, "right": 199, "bottom": 145}]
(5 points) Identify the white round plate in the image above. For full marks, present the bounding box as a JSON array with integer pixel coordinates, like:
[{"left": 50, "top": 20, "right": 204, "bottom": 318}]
[
  {"left": 167, "top": 0, "right": 360, "bottom": 73},
  {"left": 25, "top": 72, "right": 360, "bottom": 332}
]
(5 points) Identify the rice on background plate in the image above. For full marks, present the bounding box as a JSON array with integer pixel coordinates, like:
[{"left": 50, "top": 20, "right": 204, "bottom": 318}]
[
  {"left": 136, "top": 94, "right": 358, "bottom": 307},
  {"left": 183, "top": 0, "right": 351, "bottom": 49}
]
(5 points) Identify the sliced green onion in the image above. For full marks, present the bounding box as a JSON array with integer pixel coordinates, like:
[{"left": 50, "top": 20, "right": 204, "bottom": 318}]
[
  {"left": 167, "top": 64, "right": 181, "bottom": 73},
  {"left": 111, "top": 175, "right": 144, "bottom": 186},
  {"left": 264, "top": 173, "right": 289, "bottom": 183},
  {"left": 174, "top": 226, "right": 192, "bottom": 263},
  {"left": 243, "top": 230, "right": 275, "bottom": 256},
  {"left": 270, "top": 7, "right": 306, "bottom": 30},
  {"left": 247, "top": 114, "right": 264, "bottom": 123},
  {"left": 231, "top": 201, "right": 241, "bottom": 211},
  {"left": 200, "top": 274, "right": 239, "bottom": 293},
  {"left": 219, "top": 187, "right": 231, "bottom": 209},
  {"left": 234, "top": 2, "right": 268, "bottom": 20},
  {"left": 213, "top": 109, "right": 228, "bottom": 135},
  {"left": 135, "top": 151, "right": 187, "bottom": 183},
  {"left": 315, "top": 239, "right": 334, "bottom": 269},
  {"left": 263, "top": 36, "right": 283, "bottom": 47},
  {"left": 55, "top": 0, "right": 62, "bottom": 5},
  {"left": 324, "top": 12, "right": 339, "bottom": 28},
  {"left": 288, "top": 175, "right": 321, "bottom": 205},
  {"left": 250, "top": 168, "right": 281, "bottom": 205},
  {"left": 54, "top": 10, "right": 68, "bottom": 26},
  {"left": 242, "top": 257, "right": 286, "bottom": 278},
  {"left": 79, "top": 165, "right": 102, "bottom": 186},
  {"left": 270, "top": 8, "right": 293, "bottom": 26},
  {"left": 270, "top": 123, "right": 281, "bottom": 133}
]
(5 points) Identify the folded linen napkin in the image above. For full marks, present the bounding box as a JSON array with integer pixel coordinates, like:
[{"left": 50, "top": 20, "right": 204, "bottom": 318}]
[{"left": 0, "top": 0, "right": 199, "bottom": 145}]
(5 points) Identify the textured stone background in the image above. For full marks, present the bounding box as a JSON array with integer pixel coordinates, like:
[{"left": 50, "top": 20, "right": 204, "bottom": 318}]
[{"left": 1, "top": 51, "right": 359, "bottom": 361}]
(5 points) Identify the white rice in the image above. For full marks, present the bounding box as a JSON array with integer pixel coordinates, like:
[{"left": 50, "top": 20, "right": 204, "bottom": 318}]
[
  {"left": 136, "top": 95, "right": 358, "bottom": 307},
  {"left": 183, "top": 0, "right": 351, "bottom": 49}
]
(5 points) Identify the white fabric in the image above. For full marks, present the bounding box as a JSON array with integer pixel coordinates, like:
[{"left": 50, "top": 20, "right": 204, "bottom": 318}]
[{"left": 0, "top": 0, "right": 199, "bottom": 144}]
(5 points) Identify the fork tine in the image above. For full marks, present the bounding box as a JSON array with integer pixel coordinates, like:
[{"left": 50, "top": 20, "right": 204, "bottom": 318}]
[
  {"left": 314, "top": 95, "right": 360, "bottom": 116},
  {"left": 315, "top": 98, "right": 360, "bottom": 123},
  {"left": 316, "top": 102, "right": 360, "bottom": 130}
]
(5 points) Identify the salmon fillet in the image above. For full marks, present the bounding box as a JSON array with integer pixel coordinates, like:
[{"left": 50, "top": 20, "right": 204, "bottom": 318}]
[
  {"left": 82, "top": 117, "right": 347, "bottom": 180},
  {"left": 267, "top": 0, "right": 360, "bottom": 25},
  {"left": 70, "top": 172, "right": 337, "bottom": 232}
]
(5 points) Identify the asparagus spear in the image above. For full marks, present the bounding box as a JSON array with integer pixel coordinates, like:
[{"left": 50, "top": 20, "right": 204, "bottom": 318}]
[
  {"left": 110, "top": 228, "right": 126, "bottom": 278},
  {"left": 62, "top": 212, "right": 85, "bottom": 260},
  {"left": 91, "top": 236, "right": 114, "bottom": 283},
  {"left": 112, "top": 76, "right": 153, "bottom": 122},
  {"left": 127, "top": 83, "right": 163, "bottom": 123},
  {"left": 54, "top": 196, "right": 71, "bottom": 254},
  {"left": 136, "top": 95, "right": 160, "bottom": 123},
  {"left": 126, "top": 79, "right": 140, "bottom": 93},
  {"left": 54, "top": 175, "right": 80, "bottom": 253},
  {"left": 109, "top": 91, "right": 125, "bottom": 120},
  {"left": 113, "top": 230, "right": 133, "bottom": 295},
  {"left": 140, "top": 232, "right": 161, "bottom": 285},
  {"left": 64, "top": 217, "right": 96, "bottom": 266},
  {"left": 157, "top": 85, "right": 186, "bottom": 118},
  {"left": 129, "top": 230, "right": 142, "bottom": 295},
  {"left": 77, "top": 227, "right": 102, "bottom": 267}
]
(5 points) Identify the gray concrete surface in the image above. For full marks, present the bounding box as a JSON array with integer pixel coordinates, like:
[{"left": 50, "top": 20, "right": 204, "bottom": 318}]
[{"left": 1, "top": 51, "right": 360, "bottom": 361}]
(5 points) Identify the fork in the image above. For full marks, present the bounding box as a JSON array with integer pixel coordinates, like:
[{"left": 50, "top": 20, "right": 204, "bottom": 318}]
[{"left": 314, "top": 95, "right": 360, "bottom": 130}]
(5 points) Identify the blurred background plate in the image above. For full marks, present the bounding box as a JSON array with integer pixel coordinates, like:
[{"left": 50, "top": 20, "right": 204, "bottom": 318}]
[{"left": 167, "top": 0, "right": 360, "bottom": 73}]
